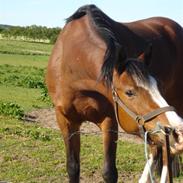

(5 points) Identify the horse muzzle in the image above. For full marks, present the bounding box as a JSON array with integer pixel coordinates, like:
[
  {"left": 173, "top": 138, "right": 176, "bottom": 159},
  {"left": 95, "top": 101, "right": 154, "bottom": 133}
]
[
  {"left": 145, "top": 123, "right": 179, "bottom": 150},
  {"left": 148, "top": 123, "right": 183, "bottom": 155},
  {"left": 169, "top": 126, "right": 183, "bottom": 154}
]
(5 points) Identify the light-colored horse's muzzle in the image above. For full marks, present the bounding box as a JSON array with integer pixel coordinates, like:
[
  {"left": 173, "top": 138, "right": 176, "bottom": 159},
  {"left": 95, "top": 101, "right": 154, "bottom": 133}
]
[{"left": 170, "top": 127, "right": 183, "bottom": 154}]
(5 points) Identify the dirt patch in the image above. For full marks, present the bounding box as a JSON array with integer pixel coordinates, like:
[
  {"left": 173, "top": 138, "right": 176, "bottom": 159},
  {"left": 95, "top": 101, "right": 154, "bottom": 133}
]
[{"left": 25, "top": 108, "right": 143, "bottom": 144}]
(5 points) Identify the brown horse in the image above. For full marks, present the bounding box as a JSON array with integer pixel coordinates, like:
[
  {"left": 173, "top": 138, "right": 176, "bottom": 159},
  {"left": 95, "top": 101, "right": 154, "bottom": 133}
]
[{"left": 46, "top": 4, "right": 183, "bottom": 183}]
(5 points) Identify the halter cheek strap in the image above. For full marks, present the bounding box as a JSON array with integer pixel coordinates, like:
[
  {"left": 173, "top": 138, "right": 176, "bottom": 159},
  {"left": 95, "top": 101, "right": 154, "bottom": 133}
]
[{"left": 112, "top": 87, "right": 176, "bottom": 137}]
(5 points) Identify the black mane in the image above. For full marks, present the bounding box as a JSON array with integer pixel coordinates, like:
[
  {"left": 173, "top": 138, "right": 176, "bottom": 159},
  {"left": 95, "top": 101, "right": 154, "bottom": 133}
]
[
  {"left": 67, "top": 5, "right": 123, "bottom": 87},
  {"left": 124, "top": 58, "right": 151, "bottom": 86},
  {"left": 66, "top": 5, "right": 149, "bottom": 87}
]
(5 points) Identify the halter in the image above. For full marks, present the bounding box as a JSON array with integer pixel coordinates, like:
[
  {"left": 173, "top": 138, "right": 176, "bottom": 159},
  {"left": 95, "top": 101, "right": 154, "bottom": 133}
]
[{"left": 111, "top": 86, "right": 176, "bottom": 137}]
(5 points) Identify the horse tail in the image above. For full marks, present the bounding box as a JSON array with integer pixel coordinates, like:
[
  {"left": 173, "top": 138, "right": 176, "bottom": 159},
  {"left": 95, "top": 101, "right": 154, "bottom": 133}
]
[
  {"left": 66, "top": 4, "right": 124, "bottom": 87},
  {"left": 156, "top": 147, "right": 182, "bottom": 177}
]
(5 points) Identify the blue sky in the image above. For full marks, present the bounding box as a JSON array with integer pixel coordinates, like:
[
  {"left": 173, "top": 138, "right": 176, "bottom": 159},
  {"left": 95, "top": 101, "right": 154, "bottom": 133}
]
[{"left": 1, "top": 0, "right": 183, "bottom": 27}]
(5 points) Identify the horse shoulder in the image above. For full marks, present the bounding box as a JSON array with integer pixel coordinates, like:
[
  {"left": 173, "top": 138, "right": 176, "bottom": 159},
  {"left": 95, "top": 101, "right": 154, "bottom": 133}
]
[{"left": 47, "top": 15, "right": 111, "bottom": 122}]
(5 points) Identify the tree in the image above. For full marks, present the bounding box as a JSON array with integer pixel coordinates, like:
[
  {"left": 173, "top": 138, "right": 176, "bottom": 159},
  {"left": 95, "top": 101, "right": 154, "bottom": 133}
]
[{"left": 0, "top": 24, "right": 61, "bottom": 43}]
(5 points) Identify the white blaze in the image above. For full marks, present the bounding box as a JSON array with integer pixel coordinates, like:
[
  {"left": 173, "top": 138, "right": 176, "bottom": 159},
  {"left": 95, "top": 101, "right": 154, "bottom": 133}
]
[{"left": 136, "top": 76, "right": 183, "bottom": 127}]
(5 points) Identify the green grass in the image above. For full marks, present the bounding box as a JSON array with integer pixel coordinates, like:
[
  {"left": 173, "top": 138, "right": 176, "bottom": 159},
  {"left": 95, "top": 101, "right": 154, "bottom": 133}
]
[
  {"left": 0, "top": 39, "right": 51, "bottom": 112},
  {"left": 0, "top": 116, "right": 66, "bottom": 182},
  {"left": 0, "top": 101, "right": 24, "bottom": 119},
  {"left": 1, "top": 117, "right": 183, "bottom": 182},
  {"left": 1, "top": 38, "right": 183, "bottom": 182},
  {"left": 0, "top": 116, "right": 146, "bottom": 183},
  {"left": 0, "top": 53, "right": 48, "bottom": 68},
  {"left": 0, "top": 85, "right": 50, "bottom": 111},
  {"left": 0, "top": 65, "right": 45, "bottom": 88},
  {"left": 0, "top": 39, "right": 52, "bottom": 56}
]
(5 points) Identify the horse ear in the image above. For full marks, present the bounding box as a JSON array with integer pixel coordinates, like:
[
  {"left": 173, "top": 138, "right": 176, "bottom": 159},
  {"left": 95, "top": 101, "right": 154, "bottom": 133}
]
[{"left": 138, "top": 43, "right": 152, "bottom": 66}]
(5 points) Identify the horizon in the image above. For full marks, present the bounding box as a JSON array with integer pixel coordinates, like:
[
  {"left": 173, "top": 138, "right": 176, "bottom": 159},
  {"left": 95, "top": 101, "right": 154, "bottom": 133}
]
[
  {"left": 1, "top": 0, "right": 183, "bottom": 28},
  {"left": 0, "top": 24, "right": 61, "bottom": 28}
]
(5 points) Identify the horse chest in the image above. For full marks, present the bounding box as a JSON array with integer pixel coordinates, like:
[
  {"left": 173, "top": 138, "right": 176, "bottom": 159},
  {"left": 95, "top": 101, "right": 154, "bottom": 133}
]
[{"left": 73, "top": 92, "right": 112, "bottom": 123}]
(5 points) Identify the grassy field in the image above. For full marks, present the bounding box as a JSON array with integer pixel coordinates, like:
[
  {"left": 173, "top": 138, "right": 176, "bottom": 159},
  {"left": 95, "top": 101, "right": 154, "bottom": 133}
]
[
  {"left": 0, "top": 40, "right": 52, "bottom": 55},
  {"left": 0, "top": 116, "right": 146, "bottom": 183},
  {"left": 0, "top": 39, "right": 182, "bottom": 182},
  {"left": 0, "top": 53, "right": 48, "bottom": 68},
  {"left": 0, "top": 85, "right": 48, "bottom": 111}
]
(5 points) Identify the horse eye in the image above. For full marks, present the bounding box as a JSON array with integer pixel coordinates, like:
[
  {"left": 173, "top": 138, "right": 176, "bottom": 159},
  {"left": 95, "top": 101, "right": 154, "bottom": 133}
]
[{"left": 125, "top": 90, "right": 135, "bottom": 97}]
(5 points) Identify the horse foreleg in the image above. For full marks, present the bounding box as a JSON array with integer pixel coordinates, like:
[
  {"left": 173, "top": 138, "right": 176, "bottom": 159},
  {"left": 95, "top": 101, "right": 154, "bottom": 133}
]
[
  {"left": 55, "top": 106, "right": 81, "bottom": 183},
  {"left": 139, "top": 153, "right": 154, "bottom": 183},
  {"left": 99, "top": 117, "right": 118, "bottom": 183}
]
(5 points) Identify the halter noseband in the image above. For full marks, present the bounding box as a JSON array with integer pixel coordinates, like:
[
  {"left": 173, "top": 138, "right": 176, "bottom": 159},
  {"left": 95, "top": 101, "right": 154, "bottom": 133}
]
[{"left": 112, "top": 86, "right": 175, "bottom": 137}]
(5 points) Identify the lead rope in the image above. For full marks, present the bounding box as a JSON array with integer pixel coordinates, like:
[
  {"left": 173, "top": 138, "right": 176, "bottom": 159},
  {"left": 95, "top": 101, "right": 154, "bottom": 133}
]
[
  {"left": 144, "top": 131, "right": 155, "bottom": 183},
  {"left": 144, "top": 124, "right": 169, "bottom": 183}
]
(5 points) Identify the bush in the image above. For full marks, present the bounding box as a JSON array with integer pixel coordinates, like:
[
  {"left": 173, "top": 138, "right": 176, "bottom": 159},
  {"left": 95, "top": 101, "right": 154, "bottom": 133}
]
[{"left": 0, "top": 101, "right": 24, "bottom": 119}]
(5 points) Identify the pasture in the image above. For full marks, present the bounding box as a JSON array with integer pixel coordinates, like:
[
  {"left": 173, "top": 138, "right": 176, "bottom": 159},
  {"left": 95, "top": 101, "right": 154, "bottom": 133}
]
[{"left": 0, "top": 39, "right": 182, "bottom": 182}]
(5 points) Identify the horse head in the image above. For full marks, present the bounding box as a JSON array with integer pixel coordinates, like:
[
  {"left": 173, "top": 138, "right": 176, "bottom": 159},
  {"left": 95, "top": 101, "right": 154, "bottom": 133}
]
[{"left": 112, "top": 46, "right": 183, "bottom": 154}]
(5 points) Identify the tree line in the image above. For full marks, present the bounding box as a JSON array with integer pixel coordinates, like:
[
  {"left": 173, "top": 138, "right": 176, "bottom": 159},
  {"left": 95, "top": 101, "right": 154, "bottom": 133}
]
[{"left": 0, "top": 25, "right": 61, "bottom": 43}]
